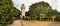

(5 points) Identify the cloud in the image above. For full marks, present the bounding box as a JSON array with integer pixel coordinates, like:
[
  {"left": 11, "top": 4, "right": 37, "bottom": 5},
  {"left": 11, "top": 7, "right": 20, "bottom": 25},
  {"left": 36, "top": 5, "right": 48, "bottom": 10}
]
[{"left": 57, "top": 0, "right": 60, "bottom": 12}]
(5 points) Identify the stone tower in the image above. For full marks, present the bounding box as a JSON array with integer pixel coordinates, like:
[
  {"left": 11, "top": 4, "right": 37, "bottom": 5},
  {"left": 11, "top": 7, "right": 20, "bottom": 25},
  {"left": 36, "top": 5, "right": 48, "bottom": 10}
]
[{"left": 21, "top": 4, "right": 25, "bottom": 19}]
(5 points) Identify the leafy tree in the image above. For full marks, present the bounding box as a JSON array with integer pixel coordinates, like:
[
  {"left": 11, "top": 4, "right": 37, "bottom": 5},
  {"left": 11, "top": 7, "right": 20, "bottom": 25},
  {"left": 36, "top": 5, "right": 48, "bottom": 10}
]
[
  {"left": 11, "top": 7, "right": 21, "bottom": 19},
  {"left": 28, "top": 1, "right": 50, "bottom": 20},
  {"left": 55, "top": 10, "right": 60, "bottom": 21},
  {"left": 0, "top": 0, "right": 20, "bottom": 26}
]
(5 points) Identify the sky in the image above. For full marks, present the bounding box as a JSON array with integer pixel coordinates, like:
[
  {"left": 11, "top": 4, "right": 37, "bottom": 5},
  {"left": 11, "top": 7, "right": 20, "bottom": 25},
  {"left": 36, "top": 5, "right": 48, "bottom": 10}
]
[{"left": 12, "top": 0, "right": 59, "bottom": 12}]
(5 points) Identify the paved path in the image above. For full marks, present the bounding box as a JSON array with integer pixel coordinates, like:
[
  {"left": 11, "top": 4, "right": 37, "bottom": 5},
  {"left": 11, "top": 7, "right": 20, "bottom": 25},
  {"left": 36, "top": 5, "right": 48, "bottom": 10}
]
[{"left": 7, "top": 20, "right": 60, "bottom": 26}]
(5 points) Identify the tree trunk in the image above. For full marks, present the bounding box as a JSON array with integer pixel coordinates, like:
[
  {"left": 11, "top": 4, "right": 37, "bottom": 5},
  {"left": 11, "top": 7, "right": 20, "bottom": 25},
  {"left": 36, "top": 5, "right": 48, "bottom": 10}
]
[
  {"left": 47, "top": 16, "right": 51, "bottom": 21},
  {"left": 40, "top": 17, "right": 42, "bottom": 20},
  {"left": 35, "top": 17, "right": 36, "bottom": 20},
  {"left": 52, "top": 16, "right": 55, "bottom": 21}
]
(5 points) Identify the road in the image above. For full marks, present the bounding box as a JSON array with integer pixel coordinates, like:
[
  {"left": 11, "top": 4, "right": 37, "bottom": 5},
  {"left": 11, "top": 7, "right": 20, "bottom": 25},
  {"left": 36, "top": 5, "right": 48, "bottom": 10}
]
[{"left": 7, "top": 20, "right": 60, "bottom": 26}]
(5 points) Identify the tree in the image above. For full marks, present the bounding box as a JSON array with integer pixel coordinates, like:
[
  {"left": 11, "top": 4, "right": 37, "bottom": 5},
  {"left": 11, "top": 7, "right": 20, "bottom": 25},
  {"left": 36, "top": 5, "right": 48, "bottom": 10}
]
[
  {"left": 28, "top": 1, "right": 50, "bottom": 20},
  {"left": 55, "top": 10, "right": 60, "bottom": 21},
  {"left": 0, "top": 0, "right": 20, "bottom": 26},
  {"left": 11, "top": 7, "right": 21, "bottom": 19},
  {"left": 47, "top": 8, "right": 56, "bottom": 21}
]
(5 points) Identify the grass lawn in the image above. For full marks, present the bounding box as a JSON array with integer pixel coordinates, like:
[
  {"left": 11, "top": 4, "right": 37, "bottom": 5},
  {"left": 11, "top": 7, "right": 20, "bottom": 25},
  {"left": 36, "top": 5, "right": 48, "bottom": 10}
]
[{"left": 25, "top": 20, "right": 56, "bottom": 24}]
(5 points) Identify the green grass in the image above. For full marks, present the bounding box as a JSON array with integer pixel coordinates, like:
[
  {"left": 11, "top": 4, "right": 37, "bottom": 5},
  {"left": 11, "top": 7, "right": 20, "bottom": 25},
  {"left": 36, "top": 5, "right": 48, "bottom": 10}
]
[{"left": 25, "top": 20, "right": 56, "bottom": 24}]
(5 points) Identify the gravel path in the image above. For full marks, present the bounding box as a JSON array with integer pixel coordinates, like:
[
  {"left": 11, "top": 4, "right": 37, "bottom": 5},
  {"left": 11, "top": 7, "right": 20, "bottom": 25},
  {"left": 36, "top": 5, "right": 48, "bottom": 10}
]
[{"left": 7, "top": 20, "right": 60, "bottom": 26}]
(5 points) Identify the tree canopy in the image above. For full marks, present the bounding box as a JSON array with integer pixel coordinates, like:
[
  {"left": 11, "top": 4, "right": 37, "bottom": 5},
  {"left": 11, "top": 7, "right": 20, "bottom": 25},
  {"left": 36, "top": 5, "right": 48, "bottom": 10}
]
[{"left": 28, "top": 1, "right": 50, "bottom": 17}]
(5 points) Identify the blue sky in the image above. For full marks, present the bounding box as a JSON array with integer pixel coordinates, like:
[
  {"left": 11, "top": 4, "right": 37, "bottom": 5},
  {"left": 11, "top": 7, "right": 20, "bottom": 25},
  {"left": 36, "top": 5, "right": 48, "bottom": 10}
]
[{"left": 12, "top": 0, "right": 59, "bottom": 12}]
